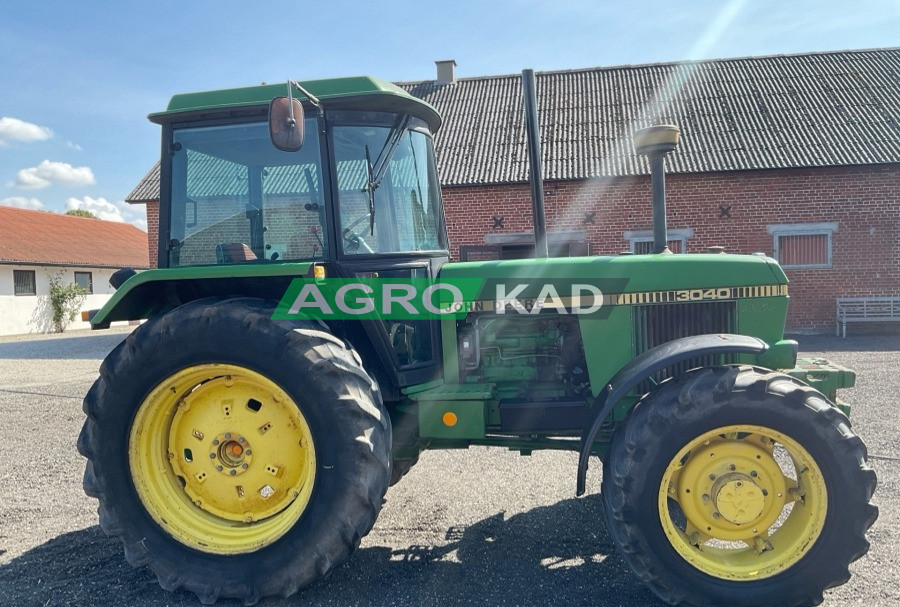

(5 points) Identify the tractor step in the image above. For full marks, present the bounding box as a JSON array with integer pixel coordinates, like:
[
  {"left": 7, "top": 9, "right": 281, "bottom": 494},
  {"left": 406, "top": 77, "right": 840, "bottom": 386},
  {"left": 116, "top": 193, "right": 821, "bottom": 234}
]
[{"left": 499, "top": 398, "right": 588, "bottom": 433}]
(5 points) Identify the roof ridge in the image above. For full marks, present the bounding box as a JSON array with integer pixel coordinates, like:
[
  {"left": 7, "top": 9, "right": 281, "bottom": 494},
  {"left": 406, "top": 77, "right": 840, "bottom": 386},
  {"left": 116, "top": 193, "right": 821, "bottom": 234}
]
[
  {"left": 395, "top": 46, "right": 900, "bottom": 85},
  {"left": 0, "top": 205, "right": 145, "bottom": 232}
]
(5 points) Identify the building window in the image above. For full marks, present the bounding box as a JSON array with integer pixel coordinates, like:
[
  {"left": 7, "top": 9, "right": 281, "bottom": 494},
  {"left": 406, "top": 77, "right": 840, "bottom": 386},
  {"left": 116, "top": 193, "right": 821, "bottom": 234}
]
[
  {"left": 468, "top": 231, "right": 590, "bottom": 261},
  {"left": 13, "top": 270, "right": 36, "bottom": 296},
  {"left": 625, "top": 228, "right": 692, "bottom": 254},
  {"left": 768, "top": 223, "right": 836, "bottom": 269},
  {"left": 630, "top": 238, "right": 685, "bottom": 254},
  {"left": 75, "top": 271, "right": 93, "bottom": 294}
]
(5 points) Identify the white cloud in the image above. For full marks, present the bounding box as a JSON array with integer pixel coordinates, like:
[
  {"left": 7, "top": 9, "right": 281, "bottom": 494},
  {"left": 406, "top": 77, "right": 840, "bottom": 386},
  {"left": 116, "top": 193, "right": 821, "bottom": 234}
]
[
  {"left": 66, "top": 196, "right": 147, "bottom": 230},
  {"left": 0, "top": 196, "right": 44, "bottom": 210},
  {"left": 13, "top": 160, "right": 96, "bottom": 189},
  {"left": 65, "top": 141, "right": 83, "bottom": 151},
  {"left": 0, "top": 117, "right": 53, "bottom": 145}
]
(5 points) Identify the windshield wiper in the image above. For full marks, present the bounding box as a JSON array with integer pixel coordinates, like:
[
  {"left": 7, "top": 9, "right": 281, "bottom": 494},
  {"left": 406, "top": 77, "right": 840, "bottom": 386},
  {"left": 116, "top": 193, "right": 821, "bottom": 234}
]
[
  {"left": 364, "top": 145, "right": 376, "bottom": 236},
  {"left": 362, "top": 114, "right": 411, "bottom": 236},
  {"left": 371, "top": 115, "right": 411, "bottom": 189}
]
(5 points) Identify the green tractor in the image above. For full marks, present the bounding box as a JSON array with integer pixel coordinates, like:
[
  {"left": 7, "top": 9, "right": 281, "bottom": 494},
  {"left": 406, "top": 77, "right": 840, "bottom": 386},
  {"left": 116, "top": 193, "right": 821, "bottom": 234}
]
[{"left": 79, "top": 75, "right": 876, "bottom": 606}]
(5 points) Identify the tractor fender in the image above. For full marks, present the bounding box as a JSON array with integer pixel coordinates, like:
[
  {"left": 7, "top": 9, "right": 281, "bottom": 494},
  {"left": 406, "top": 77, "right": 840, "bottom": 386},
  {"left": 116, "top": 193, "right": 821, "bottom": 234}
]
[{"left": 575, "top": 333, "right": 769, "bottom": 496}]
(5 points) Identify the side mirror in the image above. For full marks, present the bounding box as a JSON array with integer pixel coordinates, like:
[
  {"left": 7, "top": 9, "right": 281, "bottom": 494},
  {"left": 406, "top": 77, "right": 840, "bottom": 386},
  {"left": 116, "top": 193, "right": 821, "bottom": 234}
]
[{"left": 269, "top": 96, "right": 305, "bottom": 152}]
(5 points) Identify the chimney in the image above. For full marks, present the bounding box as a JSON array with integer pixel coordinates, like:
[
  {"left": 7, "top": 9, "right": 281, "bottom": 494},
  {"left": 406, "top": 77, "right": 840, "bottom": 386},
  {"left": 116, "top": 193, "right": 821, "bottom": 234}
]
[{"left": 435, "top": 59, "right": 457, "bottom": 84}]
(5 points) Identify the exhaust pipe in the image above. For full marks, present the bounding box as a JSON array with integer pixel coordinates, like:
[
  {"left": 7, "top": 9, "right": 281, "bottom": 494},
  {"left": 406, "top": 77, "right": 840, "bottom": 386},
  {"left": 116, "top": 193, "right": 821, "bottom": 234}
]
[
  {"left": 633, "top": 125, "right": 680, "bottom": 254},
  {"left": 522, "top": 69, "right": 549, "bottom": 258}
]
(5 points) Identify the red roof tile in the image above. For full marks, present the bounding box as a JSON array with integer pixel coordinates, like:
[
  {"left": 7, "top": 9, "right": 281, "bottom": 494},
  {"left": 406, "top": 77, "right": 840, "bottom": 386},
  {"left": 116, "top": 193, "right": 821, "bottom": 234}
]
[{"left": 0, "top": 207, "right": 149, "bottom": 268}]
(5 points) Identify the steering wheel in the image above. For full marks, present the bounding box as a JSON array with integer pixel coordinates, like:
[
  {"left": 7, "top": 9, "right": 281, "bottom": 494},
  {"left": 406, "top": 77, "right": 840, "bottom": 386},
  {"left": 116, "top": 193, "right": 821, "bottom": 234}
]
[{"left": 342, "top": 214, "right": 374, "bottom": 253}]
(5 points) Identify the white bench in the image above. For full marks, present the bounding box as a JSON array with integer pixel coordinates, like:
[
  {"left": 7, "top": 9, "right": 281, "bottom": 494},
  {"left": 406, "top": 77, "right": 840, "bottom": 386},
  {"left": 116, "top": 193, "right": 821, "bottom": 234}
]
[{"left": 836, "top": 296, "right": 900, "bottom": 338}]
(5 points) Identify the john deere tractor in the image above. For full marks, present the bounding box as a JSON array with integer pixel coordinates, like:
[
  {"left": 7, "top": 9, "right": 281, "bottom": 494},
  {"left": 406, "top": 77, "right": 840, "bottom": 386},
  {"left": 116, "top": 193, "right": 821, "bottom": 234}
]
[{"left": 79, "top": 75, "right": 876, "bottom": 606}]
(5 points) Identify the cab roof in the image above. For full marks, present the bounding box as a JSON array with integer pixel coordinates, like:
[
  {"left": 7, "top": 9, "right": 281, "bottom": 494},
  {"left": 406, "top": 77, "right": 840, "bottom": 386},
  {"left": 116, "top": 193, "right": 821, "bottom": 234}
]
[{"left": 149, "top": 76, "right": 441, "bottom": 131}]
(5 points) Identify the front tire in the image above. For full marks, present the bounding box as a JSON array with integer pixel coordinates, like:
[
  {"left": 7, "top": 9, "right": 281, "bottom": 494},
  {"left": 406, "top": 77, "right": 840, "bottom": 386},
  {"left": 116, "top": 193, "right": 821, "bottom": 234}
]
[
  {"left": 602, "top": 366, "right": 877, "bottom": 607},
  {"left": 78, "top": 299, "right": 391, "bottom": 604}
]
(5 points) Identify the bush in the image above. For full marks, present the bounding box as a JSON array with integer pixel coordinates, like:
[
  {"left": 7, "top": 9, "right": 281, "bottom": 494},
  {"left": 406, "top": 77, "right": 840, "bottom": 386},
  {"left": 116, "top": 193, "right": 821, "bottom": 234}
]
[{"left": 48, "top": 274, "right": 88, "bottom": 333}]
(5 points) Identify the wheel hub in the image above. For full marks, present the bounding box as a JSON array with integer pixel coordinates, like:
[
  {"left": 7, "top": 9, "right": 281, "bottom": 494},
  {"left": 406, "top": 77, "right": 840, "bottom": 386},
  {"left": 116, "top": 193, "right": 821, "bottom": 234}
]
[
  {"left": 713, "top": 476, "right": 765, "bottom": 525},
  {"left": 676, "top": 437, "right": 788, "bottom": 540},
  {"left": 211, "top": 433, "right": 253, "bottom": 476}
]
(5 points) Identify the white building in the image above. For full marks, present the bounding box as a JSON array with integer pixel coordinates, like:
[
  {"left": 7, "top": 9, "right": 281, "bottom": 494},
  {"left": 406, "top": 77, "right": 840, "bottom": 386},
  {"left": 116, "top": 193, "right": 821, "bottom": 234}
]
[{"left": 0, "top": 206, "right": 149, "bottom": 336}]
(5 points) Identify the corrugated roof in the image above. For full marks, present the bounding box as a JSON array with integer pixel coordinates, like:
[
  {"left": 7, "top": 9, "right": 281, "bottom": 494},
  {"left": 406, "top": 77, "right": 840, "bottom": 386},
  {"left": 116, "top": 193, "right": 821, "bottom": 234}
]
[
  {"left": 127, "top": 47, "right": 900, "bottom": 199},
  {"left": 0, "top": 207, "right": 150, "bottom": 268},
  {"left": 400, "top": 48, "right": 900, "bottom": 184},
  {"left": 127, "top": 162, "right": 160, "bottom": 202}
]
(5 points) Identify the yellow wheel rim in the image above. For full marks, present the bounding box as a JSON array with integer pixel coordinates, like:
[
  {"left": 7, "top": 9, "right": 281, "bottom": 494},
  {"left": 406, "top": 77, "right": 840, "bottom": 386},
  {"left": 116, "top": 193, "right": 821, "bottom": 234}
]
[
  {"left": 659, "top": 424, "right": 826, "bottom": 580},
  {"left": 129, "top": 364, "right": 316, "bottom": 554}
]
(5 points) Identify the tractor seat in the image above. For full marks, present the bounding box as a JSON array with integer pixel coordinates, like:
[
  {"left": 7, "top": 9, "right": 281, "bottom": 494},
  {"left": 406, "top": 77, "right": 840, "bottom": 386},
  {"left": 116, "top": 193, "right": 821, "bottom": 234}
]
[{"left": 216, "top": 243, "right": 257, "bottom": 264}]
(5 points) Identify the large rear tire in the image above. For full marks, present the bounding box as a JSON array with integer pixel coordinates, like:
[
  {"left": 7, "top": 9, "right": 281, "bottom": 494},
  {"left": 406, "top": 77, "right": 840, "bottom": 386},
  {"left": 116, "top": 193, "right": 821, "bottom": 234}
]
[
  {"left": 78, "top": 298, "right": 391, "bottom": 604},
  {"left": 602, "top": 366, "right": 877, "bottom": 607}
]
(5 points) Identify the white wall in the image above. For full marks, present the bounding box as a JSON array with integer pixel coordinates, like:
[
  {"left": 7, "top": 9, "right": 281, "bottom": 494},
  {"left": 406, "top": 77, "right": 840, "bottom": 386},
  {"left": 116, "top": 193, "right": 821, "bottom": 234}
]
[{"left": 0, "top": 265, "right": 129, "bottom": 336}]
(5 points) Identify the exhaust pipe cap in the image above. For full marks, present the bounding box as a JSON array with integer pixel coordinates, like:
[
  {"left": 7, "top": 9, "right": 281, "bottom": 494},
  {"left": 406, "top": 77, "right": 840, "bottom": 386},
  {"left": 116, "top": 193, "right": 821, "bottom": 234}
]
[{"left": 633, "top": 124, "right": 680, "bottom": 156}]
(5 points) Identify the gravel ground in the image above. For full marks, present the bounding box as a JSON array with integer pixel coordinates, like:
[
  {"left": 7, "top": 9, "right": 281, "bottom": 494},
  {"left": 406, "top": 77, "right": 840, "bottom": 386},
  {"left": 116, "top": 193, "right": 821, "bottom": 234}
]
[{"left": 0, "top": 329, "right": 896, "bottom": 606}]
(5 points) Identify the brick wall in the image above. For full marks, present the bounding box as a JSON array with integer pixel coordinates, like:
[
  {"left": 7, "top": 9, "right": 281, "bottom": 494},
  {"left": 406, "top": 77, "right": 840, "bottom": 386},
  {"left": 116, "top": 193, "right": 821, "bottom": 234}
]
[
  {"left": 442, "top": 164, "right": 900, "bottom": 332},
  {"left": 146, "top": 201, "right": 159, "bottom": 269},
  {"left": 142, "top": 164, "right": 899, "bottom": 332}
]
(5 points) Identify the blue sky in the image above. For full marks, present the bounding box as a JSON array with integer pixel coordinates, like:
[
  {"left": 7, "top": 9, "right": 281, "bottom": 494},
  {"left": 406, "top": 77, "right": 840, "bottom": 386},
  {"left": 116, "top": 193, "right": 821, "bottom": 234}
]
[{"left": 1, "top": 0, "right": 897, "bottom": 230}]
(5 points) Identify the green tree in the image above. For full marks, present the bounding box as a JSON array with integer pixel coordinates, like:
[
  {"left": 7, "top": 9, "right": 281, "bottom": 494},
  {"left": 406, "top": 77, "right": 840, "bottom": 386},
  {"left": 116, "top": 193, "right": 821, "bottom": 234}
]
[
  {"left": 65, "top": 209, "right": 97, "bottom": 219},
  {"left": 48, "top": 273, "right": 88, "bottom": 332}
]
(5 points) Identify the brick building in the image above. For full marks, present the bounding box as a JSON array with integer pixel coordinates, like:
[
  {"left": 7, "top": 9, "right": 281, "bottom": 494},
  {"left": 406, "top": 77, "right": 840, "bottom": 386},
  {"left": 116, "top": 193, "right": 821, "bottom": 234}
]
[{"left": 127, "top": 48, "right": 899, "bottom": 332}]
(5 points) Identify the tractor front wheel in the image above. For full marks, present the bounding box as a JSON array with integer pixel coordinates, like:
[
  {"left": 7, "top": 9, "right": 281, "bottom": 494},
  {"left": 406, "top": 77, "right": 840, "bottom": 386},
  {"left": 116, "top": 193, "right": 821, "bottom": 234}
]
[
  {"left": 78, "top": 298, "right": 391, "bottom": 604},
  {"left": 602, "top": 366, "right": 877, "bottom": 607}
]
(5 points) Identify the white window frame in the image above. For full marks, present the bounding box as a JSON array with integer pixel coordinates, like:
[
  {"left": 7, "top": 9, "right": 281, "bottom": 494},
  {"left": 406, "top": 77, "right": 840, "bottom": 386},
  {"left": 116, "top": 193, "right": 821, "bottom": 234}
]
[
  {"left": 624, "top": 228, "right": 693, "bottom": 254},
  {"left": 767, "top": 222, "right": 836, "bottom": 269}
]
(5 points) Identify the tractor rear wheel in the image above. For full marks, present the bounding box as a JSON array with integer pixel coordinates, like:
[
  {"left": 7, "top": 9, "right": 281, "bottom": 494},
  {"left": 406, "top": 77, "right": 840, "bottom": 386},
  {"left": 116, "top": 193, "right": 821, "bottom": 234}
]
[
  {"left": 602, "top": 366, "right": 877, "bottom": 607},
  {"left": 78, "top": 298, "right": 391, "bottom": 605}
]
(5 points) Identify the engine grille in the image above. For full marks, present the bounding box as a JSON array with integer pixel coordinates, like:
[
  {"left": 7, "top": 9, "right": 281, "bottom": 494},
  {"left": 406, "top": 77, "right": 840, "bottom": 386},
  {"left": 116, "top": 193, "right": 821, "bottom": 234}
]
[{"left": 633, "top": 300, "right": 738, "bottom": 391}]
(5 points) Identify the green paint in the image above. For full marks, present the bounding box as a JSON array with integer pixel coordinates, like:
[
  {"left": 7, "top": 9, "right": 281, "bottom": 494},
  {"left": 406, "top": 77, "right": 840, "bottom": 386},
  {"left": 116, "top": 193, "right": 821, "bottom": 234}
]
[
  {"left": 418, "top": 401, "right": 487, "bottom": 439},
  {"left": 91, "top": 263, "right": 312, "bottom": 325},
  {"left": 757, "top": 339, "right": 799, "bottom": 370},
  {"left": 150, "top": 76, "right": 441, "bottom": 130},
  {"left": 787, "top": 358, "right": 856, "bottom": 404},
  {"left": 736, "top": 297, "right": 790, "bottom": 345},
  {"left": 580, "top": 308, "right": 635, "bottom": 398},
  {"left": 441, "top": 315, "right": 460, "bottom": 384},
  {"left": 439, "top": 253, "right": 786, "bottom": 292}
]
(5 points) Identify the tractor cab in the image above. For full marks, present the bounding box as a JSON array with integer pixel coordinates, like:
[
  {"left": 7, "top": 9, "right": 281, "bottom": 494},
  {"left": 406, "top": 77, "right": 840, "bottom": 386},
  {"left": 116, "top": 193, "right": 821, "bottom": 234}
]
[{"left": 153, "top": 78, "right": 450, "bottom": 386}]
